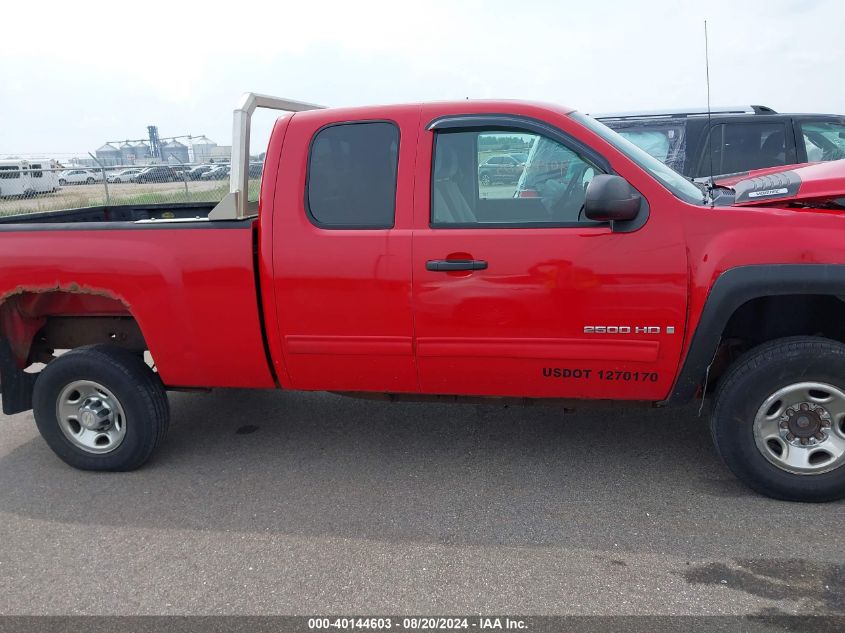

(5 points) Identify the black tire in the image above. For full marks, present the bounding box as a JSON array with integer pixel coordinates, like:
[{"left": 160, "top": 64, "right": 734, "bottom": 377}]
[
  {"left": 58, "top": 179, "right": 67, "bottom": 186},
  {"left": 712, "top": 336, "right": 845, "bottom": 502},
  {"left": 86, "top": 177, "right": 95, "bottom": 184},
  {"left": 33, "top": 345, "right": 169, "bottom": 471}
]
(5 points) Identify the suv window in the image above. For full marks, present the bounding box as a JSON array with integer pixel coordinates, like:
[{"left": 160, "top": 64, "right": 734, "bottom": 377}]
[
  {"left": 432, "top": 129, "right": 602, "bottom": 226},
  {"left": 0, "top": 166, "right": 19, "bottom": 179},
  {"left": 799, "top": 120, "right": 845, "bottom": 162},
  {"left": 307, "top": 122, "right": 399, "bottom": 229},
  {"left": 600, "top": 119, "right": 686, "bottom": 172},
  {"left": 698, "top": 122, "right": 788, "bottom": 177}
]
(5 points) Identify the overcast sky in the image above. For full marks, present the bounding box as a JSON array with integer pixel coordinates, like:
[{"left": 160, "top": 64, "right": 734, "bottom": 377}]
[{"left": 2, "top": 0, "right": 843, "bottom": 157}]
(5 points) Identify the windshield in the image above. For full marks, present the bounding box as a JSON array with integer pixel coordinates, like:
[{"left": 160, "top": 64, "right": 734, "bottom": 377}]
[{"left": 570, "top": 112, "right": 705, "bottom": 205}]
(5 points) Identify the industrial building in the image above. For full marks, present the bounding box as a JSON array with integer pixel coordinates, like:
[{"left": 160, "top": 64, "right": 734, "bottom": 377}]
[{"left": 93, "top": 127, "right": 230, "bottom": 166}]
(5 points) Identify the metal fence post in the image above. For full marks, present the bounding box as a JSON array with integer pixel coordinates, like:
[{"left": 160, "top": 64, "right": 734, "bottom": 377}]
[
  {"left": 88, "top": 153, "right": 110, "bottom": 206},
  {"left": 168, "top": 154, "right": 190, "bottom": 198}
]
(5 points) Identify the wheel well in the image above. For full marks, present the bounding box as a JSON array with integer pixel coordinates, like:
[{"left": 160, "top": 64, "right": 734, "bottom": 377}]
[
  {"left": 723, "top": 294, "right": 845, "bottom": 346},
  {"left": 0, "top": 289, "right": 145, "bottom": 369},
  {"left": 710, "top": 294, "right": 845, "bottom": 388}
]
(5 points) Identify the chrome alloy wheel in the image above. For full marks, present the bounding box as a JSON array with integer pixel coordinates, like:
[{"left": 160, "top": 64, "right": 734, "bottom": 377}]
[
  {"left": 754, "top": 382, "right": 845, "bottom": 475},
  {"left": 55, "top": 380, "right": 127, "bottom": 454}
]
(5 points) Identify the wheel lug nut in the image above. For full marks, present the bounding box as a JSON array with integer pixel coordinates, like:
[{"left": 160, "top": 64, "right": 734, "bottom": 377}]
[
  {"left": 780, "top": 421, "right": 789, "bottom": 429},
  {"left": 800, "top": 403, "right": 809, "bottom": 411},
  {"left": 816, "top": 432, "right": 826, "bottom": 441},
  {"left": 800, "top": 438, "right": 809, "bottom": 445},
  {"left": 786, "top": 432, "right": 796, "bottom": 441},
  {"left": 822, "top": 421, "right": 832, "bottom": 428}
]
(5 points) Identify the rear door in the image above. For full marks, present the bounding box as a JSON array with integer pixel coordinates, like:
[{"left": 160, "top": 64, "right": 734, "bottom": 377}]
[
  {"left": 411, "top": 108, "right": 689, "bottom": 401},
  {"left": 270, "top": 107, "right": 421, "bottom": 392}
]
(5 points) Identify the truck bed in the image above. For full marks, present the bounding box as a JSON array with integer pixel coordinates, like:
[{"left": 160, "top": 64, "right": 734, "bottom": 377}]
[{"left": 0, "top": 202, "right": 217, "bottom": 226}]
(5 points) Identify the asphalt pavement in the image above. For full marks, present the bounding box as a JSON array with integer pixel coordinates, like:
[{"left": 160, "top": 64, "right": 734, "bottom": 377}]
[{"left": 0, "top": 388, "right": 843, "bottom": 616}]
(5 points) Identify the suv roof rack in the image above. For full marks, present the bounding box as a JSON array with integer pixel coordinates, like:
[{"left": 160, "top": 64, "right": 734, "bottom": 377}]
[{"left": 594, "top": 105, "right": 777, "bottom": 120}]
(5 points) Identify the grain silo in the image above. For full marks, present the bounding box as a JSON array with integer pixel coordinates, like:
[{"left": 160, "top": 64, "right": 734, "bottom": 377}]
[
  {"left": 95, "top": 143, "right": 121, "bottom": 166},
  {"left": 119, "top": 142, "right": 136, "bottom": 164},
  {"left": 161, "top": 139, "right": 189, "bottom": 164},
  {"left": 190, "top": 136, "right": 217, "bottom": 163},
  {"left": 132, "top": 142, "right": 151, "bottom": 161}
]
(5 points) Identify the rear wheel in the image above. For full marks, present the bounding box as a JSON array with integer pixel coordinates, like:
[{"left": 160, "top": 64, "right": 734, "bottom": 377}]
[
  {"left": 58, "top": 179, "right": 67, "bottom": 186},
  {"left": 712, "top": 336, "right": 845, "bottom": 502},
  {"left": 86, "top": 177, "right": 95, "bottom": 184},
  {"left": 33, "top": 345, "right": 169, "bottom": 471},
  {"left": 480, "top": 173, "right": 492, "bottom": 186}
]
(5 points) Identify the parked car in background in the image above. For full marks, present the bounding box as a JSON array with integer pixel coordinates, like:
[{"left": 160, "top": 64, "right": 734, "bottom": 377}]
[
  {"left": 201, "top": 165, "right": 230, "bottom": 180},
  {"left": 187, "top": 165, "right": 214, "bottom": 180},
  {"left": 596, "top": 106, "right": 845, "bottom": 179},
  {"left": 170, "top": 165, "right": 190, "bottom": 180},
  {"left": 478, "top": 154, "right": 524, "bottom": 185},
  {"left": 58, "top": 169, "right": 103, "bottom": 186},
  {"left": 107, "top": 169, "right": 143, "bottom": 183},
  {"left": 133, "top": 166, "right": 177, "bottom": 184},
  {"left": 248, "top": 162, "right": 263, "bottom": 178}
]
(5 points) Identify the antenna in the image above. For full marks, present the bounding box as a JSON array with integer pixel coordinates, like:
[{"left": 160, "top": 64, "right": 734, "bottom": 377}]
[{"left": 704, "top": 20, "right": 715, "bottom": 200}]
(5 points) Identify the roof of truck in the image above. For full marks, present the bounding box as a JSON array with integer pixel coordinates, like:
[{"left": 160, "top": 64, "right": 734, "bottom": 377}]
[{"left": 288, "top": 99, "right": 576, "bottom": 120}]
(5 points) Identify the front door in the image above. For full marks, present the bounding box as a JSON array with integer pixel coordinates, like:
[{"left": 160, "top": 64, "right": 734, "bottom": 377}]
[{"left": 412, "top": 111, "right": 688, "bottom": 401}]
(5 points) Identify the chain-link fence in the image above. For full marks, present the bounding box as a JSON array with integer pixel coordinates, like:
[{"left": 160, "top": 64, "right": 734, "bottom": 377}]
[
  {"left": 0, "top": 160, "right": 258, "bottom": 217},
  {"left": 2, "top": 107, "right": 280, "bottom": 218}
]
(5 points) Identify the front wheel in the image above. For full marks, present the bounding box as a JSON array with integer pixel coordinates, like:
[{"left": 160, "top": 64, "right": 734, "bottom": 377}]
[
  {"left": 712, "top": 336, "right": 845, "bottom": 502},
  {"left": 86, "top": 177, "right": 95, "bottom": 184},
  {"left": 58, "top": 179, "right": 67, "bottom": 186},
  {"left": 480, "top": 173, "right": 492, "bottom": 186},
  {"left": 33, "top": 345, "right": 170, "bottom": 471}
]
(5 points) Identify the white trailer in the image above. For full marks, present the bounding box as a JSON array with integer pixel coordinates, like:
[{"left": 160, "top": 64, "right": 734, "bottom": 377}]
[
  {"left": 0, "top": 159, "right": 60, "bottom": 197},
  {"left": 26, "top": 158, "right": 60, "bottom": 193}
]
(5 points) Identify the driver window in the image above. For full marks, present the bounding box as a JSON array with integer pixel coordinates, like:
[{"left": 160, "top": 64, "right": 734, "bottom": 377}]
[{"left": 432, "top": 128, "right": 602, "bottom": 227}]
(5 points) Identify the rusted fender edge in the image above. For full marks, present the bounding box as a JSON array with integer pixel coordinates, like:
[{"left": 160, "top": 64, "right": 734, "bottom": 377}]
[{"left": 0, "top": 283, "right": 132, "bottom": 369}]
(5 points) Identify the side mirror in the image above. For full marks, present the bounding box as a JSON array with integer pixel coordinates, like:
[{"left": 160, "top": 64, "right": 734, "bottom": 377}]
[{"left": 584, "top": 174, "right": 642, "bottom": 223}]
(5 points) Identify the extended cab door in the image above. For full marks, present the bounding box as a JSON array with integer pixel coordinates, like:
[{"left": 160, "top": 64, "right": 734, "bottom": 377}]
[
  {"left": 269, "top": 106, "right": 420, "bottom": 392},
  {"left": 411, "top": 107, "right": 689, "bottom": 401}
]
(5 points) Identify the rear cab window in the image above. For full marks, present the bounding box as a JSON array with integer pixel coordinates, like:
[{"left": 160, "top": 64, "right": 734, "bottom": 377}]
[{"left": 306, "top": 121, "right": 400, "bottom": 229}]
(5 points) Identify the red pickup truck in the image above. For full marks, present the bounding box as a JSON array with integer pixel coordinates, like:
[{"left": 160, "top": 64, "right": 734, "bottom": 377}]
[{"left": 2, "top": 93, "right": 845, "bottom": 502}]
